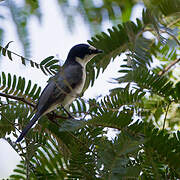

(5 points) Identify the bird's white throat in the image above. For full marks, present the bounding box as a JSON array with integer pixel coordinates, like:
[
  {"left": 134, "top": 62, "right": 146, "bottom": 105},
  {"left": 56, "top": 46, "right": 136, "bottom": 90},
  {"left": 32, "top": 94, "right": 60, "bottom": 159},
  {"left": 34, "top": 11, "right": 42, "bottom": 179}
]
[{"left": 75, "top": 54, "right": 96, "bottom": 67}]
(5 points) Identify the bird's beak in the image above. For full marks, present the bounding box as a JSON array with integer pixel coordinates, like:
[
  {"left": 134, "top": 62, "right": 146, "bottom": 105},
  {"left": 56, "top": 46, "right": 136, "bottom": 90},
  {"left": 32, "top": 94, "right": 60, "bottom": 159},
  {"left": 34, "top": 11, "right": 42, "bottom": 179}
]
[{"left": 94, "top": 49, "right": 103, "bottom": 54}]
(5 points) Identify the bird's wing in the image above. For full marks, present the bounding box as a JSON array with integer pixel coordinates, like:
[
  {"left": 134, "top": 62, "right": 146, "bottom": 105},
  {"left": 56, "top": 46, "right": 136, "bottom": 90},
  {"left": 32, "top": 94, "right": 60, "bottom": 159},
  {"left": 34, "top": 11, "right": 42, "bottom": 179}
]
[{"left": 36, "top": 64, "right": 83, "bottom": 115}]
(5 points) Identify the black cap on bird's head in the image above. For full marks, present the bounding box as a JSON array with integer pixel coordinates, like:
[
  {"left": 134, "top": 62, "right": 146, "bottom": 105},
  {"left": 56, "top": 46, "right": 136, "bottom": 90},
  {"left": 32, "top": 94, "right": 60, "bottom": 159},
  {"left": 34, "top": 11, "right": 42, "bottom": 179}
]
[{"left": 66, "top": 44, "right": 103, "bottom": 65}]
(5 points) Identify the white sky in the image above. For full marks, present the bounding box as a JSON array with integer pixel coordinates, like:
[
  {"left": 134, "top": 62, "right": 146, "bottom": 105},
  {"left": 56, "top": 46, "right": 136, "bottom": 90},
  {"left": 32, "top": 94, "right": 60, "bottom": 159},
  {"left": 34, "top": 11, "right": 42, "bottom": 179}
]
[{"left": 0, "top": 0, "right": 144, "bottom": 178}]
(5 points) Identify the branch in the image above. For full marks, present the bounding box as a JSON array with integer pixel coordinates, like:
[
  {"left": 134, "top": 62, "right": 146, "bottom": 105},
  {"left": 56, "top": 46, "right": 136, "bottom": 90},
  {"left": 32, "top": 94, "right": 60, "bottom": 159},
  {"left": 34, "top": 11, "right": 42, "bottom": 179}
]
[
  {"left": 158, "top": 58, "right": 180, "bottom": 75},
  {"left": 167, "top": 17, "right": 180, "bottom": 28},
  {"left": 162, "top": 104, "right": 170, "bottom": 130},
  {"left": 0, "top": 92, "right": 35, "bottom": 107},
  {"left": 0, "top": 45, "right": 40, "bottom": 65}
]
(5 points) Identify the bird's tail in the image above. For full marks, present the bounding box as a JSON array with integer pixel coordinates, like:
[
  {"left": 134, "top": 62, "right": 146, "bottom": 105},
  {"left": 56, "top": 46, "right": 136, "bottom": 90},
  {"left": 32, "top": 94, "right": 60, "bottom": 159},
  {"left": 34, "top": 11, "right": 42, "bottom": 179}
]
[{"left": 16, "top": 112, "right": 41, "bottom": 142}]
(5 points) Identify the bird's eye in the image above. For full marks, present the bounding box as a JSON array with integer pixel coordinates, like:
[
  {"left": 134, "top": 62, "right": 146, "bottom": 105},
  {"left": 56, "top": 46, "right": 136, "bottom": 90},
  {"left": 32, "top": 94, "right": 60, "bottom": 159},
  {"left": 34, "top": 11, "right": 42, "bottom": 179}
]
[
  {"left": 89, "top": 49, "right": 94, "bottom": 54},
  {"left": 89, "top": 49, "right": 93, "bottom": 54}
]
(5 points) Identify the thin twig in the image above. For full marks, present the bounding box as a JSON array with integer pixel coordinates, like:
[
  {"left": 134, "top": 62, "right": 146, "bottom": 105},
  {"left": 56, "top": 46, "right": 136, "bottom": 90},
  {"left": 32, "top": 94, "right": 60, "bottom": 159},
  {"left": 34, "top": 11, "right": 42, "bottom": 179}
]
[
  {"left": 143, "top": 28, "right": 180, "bottom": 46},
  {"left": 0, "top": 92, "right": 35, "bottom": 107},
  {"left": 0, "top": 112, "right": 21, "bottom": 133},
  {"left": 162, "top": 30, "right": 180, "bottom": 46},
  {"left": 163, "top": 104, "right": 170, "bottom": 130},
  {"left": 158, "top": 58, "right": 180, "bottom": 76},
  {"left": 167, "top": 17, "right": 180, "bottom": 28},
  {"left": 0, "top": 45, "right": 40, "bottom": 65}
]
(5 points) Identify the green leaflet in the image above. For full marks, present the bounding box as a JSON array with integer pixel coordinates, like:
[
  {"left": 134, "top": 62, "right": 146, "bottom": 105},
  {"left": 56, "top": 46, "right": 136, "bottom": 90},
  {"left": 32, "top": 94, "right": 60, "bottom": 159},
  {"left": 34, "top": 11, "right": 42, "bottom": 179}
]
[
  {"left": 0, "top": 72, "right": 41, "bottom": 102},
  {"left": 0, "top": 45, "right": 59, "bottom": 76},
  {"left": 116, "top": 67, "right": 176, "bottom": 99},
  {"left": 85, "top": 8, "right": 175, "bottom": 91}
]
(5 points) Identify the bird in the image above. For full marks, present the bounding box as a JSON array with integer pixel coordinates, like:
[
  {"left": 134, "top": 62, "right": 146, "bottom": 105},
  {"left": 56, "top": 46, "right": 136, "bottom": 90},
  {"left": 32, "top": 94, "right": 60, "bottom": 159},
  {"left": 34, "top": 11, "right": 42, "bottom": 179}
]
[{"left": 16, "top": 44, "right": 103, "bottom": 142}]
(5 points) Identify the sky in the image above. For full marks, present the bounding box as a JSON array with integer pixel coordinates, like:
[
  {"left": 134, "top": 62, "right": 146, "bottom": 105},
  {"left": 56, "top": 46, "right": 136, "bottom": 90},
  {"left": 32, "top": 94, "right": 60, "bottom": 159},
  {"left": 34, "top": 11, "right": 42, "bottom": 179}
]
[{"left": 0, "top": 0, "right": 144, "bottom": 178}]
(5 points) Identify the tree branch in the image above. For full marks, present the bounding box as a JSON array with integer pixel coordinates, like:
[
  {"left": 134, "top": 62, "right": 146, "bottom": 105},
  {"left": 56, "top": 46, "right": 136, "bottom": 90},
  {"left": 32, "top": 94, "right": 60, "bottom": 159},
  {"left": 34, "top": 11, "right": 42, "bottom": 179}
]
[
  {"left": 0, "top": 92, "right": 35, "bottom": 107},
  {"left": 158, "top": 58, "right": 180, "bottom": 76},
  {"left": 162, "top": 104, "right": 170, "bottom": 130}
]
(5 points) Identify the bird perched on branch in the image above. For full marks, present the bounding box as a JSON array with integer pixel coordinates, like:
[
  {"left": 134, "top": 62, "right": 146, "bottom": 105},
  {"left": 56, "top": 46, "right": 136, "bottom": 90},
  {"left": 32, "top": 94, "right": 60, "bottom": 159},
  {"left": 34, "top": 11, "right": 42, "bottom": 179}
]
[{"left": 16, "top": 44, "right": 103, "bottom": 142}]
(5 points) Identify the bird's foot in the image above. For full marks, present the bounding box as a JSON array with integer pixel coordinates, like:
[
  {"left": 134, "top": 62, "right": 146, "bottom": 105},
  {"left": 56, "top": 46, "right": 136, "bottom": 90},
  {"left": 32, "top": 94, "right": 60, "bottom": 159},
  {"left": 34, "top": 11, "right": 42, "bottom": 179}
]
[
  {"left": 48, "top": 111, "right": 73, "bottom": 120},
  {"left": 60, "top": 105, "right": 73, "bottom": 119},
  {"left": 47, "top": 112, "right": 62, "bottom": 127}
]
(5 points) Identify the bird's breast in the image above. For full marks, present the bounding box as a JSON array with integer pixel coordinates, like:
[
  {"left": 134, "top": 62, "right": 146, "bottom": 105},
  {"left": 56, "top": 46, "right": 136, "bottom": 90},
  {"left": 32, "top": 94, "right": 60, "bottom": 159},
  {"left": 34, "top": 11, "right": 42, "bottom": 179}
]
[{"left": 62, "top": 68, "right": 86, "bottom": 107}]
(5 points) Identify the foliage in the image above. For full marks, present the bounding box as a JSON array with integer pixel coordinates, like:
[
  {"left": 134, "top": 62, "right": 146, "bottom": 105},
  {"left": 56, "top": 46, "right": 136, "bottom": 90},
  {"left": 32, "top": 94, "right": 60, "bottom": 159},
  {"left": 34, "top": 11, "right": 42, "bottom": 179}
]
[
  {"left": 0, "top": 0, "right": 180, "bottom": 179},
  {"left": 57, "top": 0, "right": 136, "bottom": 33},
  {"left": 0, "top": 71, "right": 41, "bottom": 102}
]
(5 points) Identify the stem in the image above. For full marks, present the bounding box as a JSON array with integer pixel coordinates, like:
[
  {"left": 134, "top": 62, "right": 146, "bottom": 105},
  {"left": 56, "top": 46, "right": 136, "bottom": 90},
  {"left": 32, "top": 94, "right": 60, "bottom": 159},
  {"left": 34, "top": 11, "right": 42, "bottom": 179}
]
[
  {"left": 158, "top": 58, "right": 180, "bottom": 76},
  {"left": 0, "top": 45, "right": 40, "bottom": 64},
  {"left": 167, "top": 17, "right": 180, "bottom": 28},
  {"left": 0, "top": 92, "right": 35, "bottom": 107},
  {"left": 0, "top": 113, "right": 21, "bottom": 133},
  {"left": 162, "top": 104, "right": 170, "bottom": 130}
]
